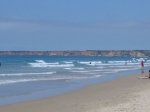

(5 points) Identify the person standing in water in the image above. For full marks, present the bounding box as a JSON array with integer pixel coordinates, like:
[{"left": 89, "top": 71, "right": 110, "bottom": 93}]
[
  {"left": 141, "top": 60, "right": 144, "bottom": 68},
  {"left": 149, "top": 70, "right": 150, "bottom": 78},
  {"left": 141, "top": 60, "right": 144, "bottom": 75}
]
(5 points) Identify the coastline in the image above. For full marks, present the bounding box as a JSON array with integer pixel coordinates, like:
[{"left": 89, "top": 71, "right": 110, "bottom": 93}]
[
  {"left": 0, "top": 50, "right": 149, "bottom": 57},
  {"left": 0, "top": 73, "right": 150, "bottom": 112}
]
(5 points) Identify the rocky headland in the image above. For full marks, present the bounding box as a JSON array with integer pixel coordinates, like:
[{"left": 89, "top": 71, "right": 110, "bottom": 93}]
[{"left": 0, "top": 50, "right": 149, "bottom": 57}]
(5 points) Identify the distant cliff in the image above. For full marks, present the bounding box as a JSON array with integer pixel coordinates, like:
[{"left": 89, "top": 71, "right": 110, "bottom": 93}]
[{"left": 0, "top": 50, "right": 150, "bottom": 57}]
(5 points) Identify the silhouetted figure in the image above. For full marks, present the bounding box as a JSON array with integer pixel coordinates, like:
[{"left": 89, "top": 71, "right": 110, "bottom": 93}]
[
  {"left": 141, "top": 61, "right": 144, "bottom": 75},
  {"left": 141, "top": 61, "right": 144, "bottom": 68},
  {"left": 149, "top": 70, "right": 150, "bottom": 78}
]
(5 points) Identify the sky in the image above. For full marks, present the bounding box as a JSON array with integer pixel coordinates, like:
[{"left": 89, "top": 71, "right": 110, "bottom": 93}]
[{"left": 0, "top": 0, "right": 150, "bottom": 51}]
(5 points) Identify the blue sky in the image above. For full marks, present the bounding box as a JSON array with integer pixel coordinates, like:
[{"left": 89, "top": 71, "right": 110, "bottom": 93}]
[{"left": 0, "top": 0, "right": 150, "bottom": 50}]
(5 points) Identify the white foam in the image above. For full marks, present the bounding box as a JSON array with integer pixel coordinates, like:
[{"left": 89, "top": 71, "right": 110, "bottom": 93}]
[
  {"left": 72, "top": 70, "right": 89, "bottom": 73},
  {"left": 79, "top": 61, "right": 102, "bottom": 66},
  {"left": 108, "top": 61, "right": 127, "bottom": 63},
  {"left": 74, "top": 68, "right": 85, "bottom": 70},
  {"left": 63, "top": 61, "right": 73, "bottom": 64},
  {"left": 0, "top": 72, "right": 56, "bottom": 76},
  {"left": 71, "top": 66, "right": 138, "bottom": 75},
  {"left": 78, "top": 60, "right": 150, "bottom": 68},
  {"left": 72, "top": 69, "right": 114, "bottom": 73},
  {"left": 146, "top": 60, "right": 150, "bottom": 62},
  {"left": 64, "top": 67, "right": 85, "bottom": 70},
  {"left": 48, "top": 64, "right": 74, "bottom": 67},
  {"left": 64, "top": 68, "right": 72, "bottom": 70},
  {"left": 0, "top": 78, "right": 59, "bottom": 85},
  {"left": 0, "top": 75, "right": 103, "bottom": 85},
  {"left": 35, "top": 60, "right": 45, "bottom": 63},
  {"left": 136, "top": 58, "right": 145, "bottom": 62},
  {"left": 29, "top": 62, "right": 74, "bottom": 68}
]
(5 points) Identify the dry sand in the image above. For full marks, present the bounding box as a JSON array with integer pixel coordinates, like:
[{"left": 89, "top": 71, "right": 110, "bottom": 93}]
[{"left": 0, "top": 74, "right": 150, "bottom": 112}]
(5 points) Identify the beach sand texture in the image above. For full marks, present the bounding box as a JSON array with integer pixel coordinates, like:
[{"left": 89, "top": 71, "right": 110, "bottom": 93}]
[{"left": 0, "top": 74, "right": 150, "bottom": 112}]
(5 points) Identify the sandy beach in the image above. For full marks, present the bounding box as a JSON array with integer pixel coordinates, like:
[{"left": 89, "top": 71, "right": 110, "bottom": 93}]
[{"left": 0, "top": 74, "right": 150, "bottom": 112}]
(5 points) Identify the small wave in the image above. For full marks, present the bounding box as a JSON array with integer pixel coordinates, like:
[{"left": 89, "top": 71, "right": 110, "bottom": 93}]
[
  {"left": 63, "top": 61, "right": 73, "bottom": 64},
  {"left": 79, "top": 61, "right": 102, "bottom": 66},
  {"left": 34, "top": 60, "right": 60, "bottom": 64},
  {"left": 74, "top": 67, "right": 85, "bottom": 70},
  {"left": 64, "top": 67, "right": 85, "bottom": 70},
  {"left": 0, "top": 78, "right": 59, "bottom": 85},
  {"left": 0, "top": 72, "right": 56, "bottom": 76},
  {"left": 108, "top": 61, "right": 127, "bottom": 63},
  {"left": 71, "top": 66, "right": 139, "bottom": 74},
  {"left": 71, "top": 69, "right": 109, "bottom": 73},
  {"left": 35, "top": 60, "right": 49, "bottom": 63},
  {"left": 78, "top": 61, "right": 142, "bottom": 67},
  {"left": 146, "top": 60, "right": 150, "bottom": 62},
  {"left": 29, "top": 62, "right": 74, "bottom": 68},
  {"left": 0, "top": 75, "right": 102, "bottom": 85},
  {"left": 136, "top": 58, "right": 145, "bottom": 62},
  {"left": 72, "top": 70, "right": 90, "bottom": 73},
  {"left": 64, "top": 68, "right": 72, "bottom": 70}
]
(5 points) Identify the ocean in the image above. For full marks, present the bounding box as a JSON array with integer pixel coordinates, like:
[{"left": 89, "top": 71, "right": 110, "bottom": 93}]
[{"left": 0, "top": 55, "right": 150, "bottom": 106}]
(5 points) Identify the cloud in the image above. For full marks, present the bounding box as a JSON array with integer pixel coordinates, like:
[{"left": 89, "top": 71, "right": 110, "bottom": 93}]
[
  {"left": 0, "top": 19, "right": 95, "bottom": 33},
  {"left": 0, "top": 21, "right": 18, "bottom": 31},
  {"left": 0, "top": 20, "right": 51, "bottom": 32},
  {"left": 95, "top": 21, "right": 150, "bottom": 30},
  {"left": 0, "top": 19, "right": 150, "bottom": 33}
]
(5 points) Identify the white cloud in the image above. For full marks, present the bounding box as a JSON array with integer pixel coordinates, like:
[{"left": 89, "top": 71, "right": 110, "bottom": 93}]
[
  {"left": 95, "top": 21, "right": 150, "bottom": 29},
  {"left": 0, "top": 21, "right": 18, "bottom": 30},
  {"left": 0, "top": 19, "right": 150, "bottom": 33}
]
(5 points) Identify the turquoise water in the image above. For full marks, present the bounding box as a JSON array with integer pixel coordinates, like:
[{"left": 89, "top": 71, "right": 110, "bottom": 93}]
[{"left": 0, "top": 55, "right": 149, "bottom": 105}]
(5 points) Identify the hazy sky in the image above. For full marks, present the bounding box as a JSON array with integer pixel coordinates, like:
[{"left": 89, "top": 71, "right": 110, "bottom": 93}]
[{"left": 0, "top": 0, "right": 150, "bottom": 50}]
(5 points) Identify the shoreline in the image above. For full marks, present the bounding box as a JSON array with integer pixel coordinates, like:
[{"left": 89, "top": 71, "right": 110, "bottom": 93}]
[{"left": 0, "top": 74, "right": 150, "bottom": 112}]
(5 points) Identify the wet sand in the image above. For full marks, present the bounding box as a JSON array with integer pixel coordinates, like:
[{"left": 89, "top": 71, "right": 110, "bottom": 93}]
[{"left": 0, "top": 74, "right": 150, "bottom": 112}]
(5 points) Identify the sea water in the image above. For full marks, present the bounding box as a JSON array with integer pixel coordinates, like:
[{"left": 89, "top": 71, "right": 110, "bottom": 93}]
[{"left": 0, "top": 55, "right": 150, "bottom": 105}]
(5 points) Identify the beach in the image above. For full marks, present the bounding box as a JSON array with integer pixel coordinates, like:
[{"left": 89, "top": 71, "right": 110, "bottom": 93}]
[
  {"left": 0, "top": 0, "right": 150, "bottom": 111},
  {"left": 0, "top": 74, "right": 150, "bottom": 112}
]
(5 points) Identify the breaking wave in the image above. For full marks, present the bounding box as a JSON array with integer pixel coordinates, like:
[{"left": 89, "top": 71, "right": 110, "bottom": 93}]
[{"left": 28, "top": 60, "right": 74, "bottom": 68}]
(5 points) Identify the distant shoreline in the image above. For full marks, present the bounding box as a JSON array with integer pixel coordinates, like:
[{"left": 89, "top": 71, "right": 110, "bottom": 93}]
[{"left": 0, "top": 50, "right": 149, "bottom": 57}]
